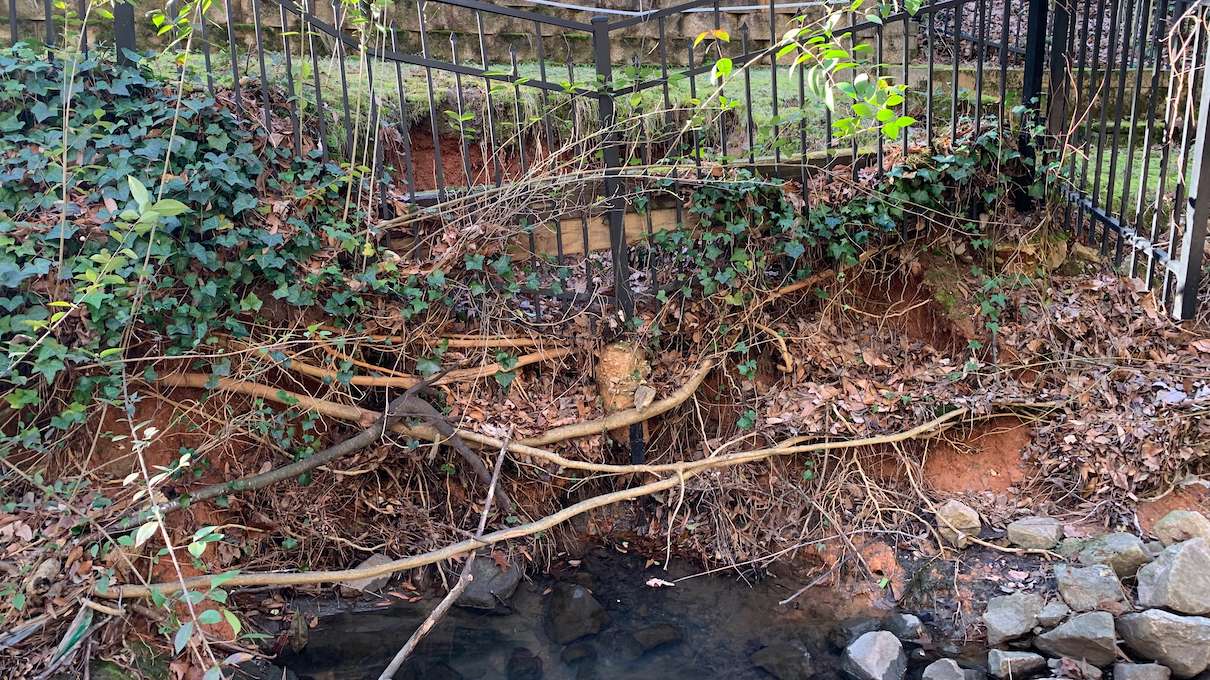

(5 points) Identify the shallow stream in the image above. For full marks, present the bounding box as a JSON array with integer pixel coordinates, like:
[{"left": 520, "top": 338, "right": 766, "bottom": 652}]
[{"left": 273, "top": 548, "right": 892, "bottom": 680}]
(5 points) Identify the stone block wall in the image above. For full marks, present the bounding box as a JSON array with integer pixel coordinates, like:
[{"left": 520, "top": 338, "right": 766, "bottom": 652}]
[{"left": 3, "top": 0, "right": 910, "bottom": 66}]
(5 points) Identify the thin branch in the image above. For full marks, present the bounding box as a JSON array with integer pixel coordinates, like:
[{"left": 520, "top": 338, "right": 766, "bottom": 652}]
[
  {"left": 96, "top": 410, "right": 965, "bottom": 599},
  {"left": 121, "top": 371, "right": 448, "bottom": 526},
  {"left": 377, "top": 433, "right": 511, "bottom": 680}
]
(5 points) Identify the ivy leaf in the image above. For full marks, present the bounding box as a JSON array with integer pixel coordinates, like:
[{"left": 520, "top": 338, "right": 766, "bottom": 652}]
[
  {"left": 128, "top": 176, "right": 150, "bottom": 211},
  {"left": 150, "top": 198, "right": 190, "bottom": 217},
  {"left": 196, "top": 609, "right": 222, "bottom": 625},
  {"left": 494, "top": 370, "right": 516, "bottom": 391},
  {"left": 134, "top": 520, "right": 159, "bottom": 546},
  {"left": 416, "top": 356, "right": 441, "bottom": 376},
  {"left": 239, "top": 293, "right": 263, "bottom": 312},
  {"left": 223, "top": 609, "right": 243, "bottom": 637},
  {"left": 232, "top": 193, "right": 257, "bottom": 214},
  {"left": 174, "top": 621, "right": 194, "bottom": 653}
]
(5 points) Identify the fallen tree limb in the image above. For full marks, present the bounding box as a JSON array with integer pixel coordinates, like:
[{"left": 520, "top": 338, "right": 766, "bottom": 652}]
[
  {"left": 319, "top": 327, "right": 558, "bottom": 350},
  {"left": 95, "top": 409, "right": 966, "bottom": 599},
  {"left": 142, "top": 371, "right": 511, "bottom": 521},
  {"left": 151, "top": 373, "right": 967, "bottom": 476},
  {"left": 239, "top": 341, "right": 574, "bottom": 389},
  {"left": 516, "top": 359, "right": 715, "bottom": 447}
]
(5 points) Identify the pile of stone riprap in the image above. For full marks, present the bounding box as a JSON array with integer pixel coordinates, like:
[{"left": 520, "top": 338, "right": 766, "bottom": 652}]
[{"left": 912, "top": 505, "right": 1210, "bottom": 680}]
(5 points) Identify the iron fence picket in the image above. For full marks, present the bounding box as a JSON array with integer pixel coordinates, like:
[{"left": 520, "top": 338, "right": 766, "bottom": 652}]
[{"left": 1, "top": 0, "right": 1205, "bottom": 319}]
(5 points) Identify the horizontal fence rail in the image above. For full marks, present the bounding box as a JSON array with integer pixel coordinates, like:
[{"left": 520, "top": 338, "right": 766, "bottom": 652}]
[{"left": 1, "top": 0, "right": 1207, "bottom": 319}]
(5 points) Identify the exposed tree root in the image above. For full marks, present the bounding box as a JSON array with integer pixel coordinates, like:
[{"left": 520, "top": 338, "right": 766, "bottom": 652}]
[
  {"left": 151, "top": 372, "right": 978, "bottom": 475},
  {"left": 96, "top": 409, "right": 967, "bottom": 599},
  {"left": 318, "top": 326, "right": 563, "bottom": 349},
  {"left": 138, "top": 372, "right": 512, "bottom": 523},
  {"left": 317, "top": 340, "right": 414, "bottom": 379},
  {"left": 516, "top": 359, "right": 715, "bottom": 447},
  {"left": 236, "top": 340, "right": 574, "bottom": 388}
]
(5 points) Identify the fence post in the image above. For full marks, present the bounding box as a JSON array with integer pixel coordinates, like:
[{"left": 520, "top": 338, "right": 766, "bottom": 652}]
[
  {"left": 1021, "top": 0, "right": 1048, "bottom": 113},
  {"left": 1174, "top": 13, "right": 1210, "bottom": 320},
  {"left": 1019, "top": 0, "right": 1050, "bottom": 206},
  {"left": 590, "top": 16, "right": 633, "bottom": 321},
  {"left": 591, "top": 16, "right": 646, "bottom": 465},
  {"left": 114, "top": 1, "right": 135, "bottom": 63},
  {"left": 1046, "top": 0, "right": 1071, "bottom": 137}
]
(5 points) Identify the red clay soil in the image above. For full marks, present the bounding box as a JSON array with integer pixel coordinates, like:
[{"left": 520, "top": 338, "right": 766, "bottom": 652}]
[
  {"left": 1136, "top": 485, "right": 1210, "bottom": 534},
  {"left": 923, "top": 417, "right": 1034, "bottom": 495},
  {"left": 382, "top": 128, "right": 529, "bottom": 192},
  {"left": 847, "top": 270, "right": 975, "bottom": 354}
]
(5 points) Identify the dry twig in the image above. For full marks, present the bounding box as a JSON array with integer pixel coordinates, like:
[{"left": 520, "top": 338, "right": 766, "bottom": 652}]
[{"left": 96, "top": 408, "right": 967, "bottom": 599}]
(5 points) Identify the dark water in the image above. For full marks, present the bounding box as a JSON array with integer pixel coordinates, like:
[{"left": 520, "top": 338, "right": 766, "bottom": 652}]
[{"left": 275, "top": 549, "right": 887, "bottom": 680}]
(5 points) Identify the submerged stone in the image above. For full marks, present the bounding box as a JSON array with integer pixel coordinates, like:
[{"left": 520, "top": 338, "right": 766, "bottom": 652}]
[
  {"left": 545, "top": 583, "right": 608, "bottom": 644},
  {"left": 751, "top": 641, "right": 814, "bottom": 680}
]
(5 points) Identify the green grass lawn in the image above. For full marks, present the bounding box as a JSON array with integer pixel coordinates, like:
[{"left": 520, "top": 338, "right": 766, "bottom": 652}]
[
  {"left": 1079, "top": 143, "right": 1188, "bottom": 222},
  {"left": 151, "top": 48, "right": 960, "bottom": 160}
]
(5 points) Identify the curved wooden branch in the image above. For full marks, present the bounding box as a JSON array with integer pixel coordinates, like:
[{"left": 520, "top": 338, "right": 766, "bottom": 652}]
[
  {"left": 151, "top": 373, "right": 966, "bottom": 476},
  {"left": 516, "top": 359, "right": 715, "bottom": 447},
  {"left": 96, "top": 409, "right": 965, "bottom": 599},
  {"left": 280, "top": 347, "right": 575, "bottom": 388},
  {"left": 146, "top": 373, "right": 513, "bottom": 519},
  {"left": 319, "top": 326, "right": 558, "bottom": 349}
]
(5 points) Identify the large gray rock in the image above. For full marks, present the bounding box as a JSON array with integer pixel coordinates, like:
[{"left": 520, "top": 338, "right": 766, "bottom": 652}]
[
  {"left": 987, "top": 650, "right": 1046, "bottom": 679},
  {"left": 984, "top": 592, "right": 1044, "bottom": 646},
  {"left": 936, "top": 500, "right": 982, "bottom": 548},
  {"left": 841, "top": 631, "right": 907, "bottom": 680},
  {"left": 1136, "top": 538, "right": 1210, "bottom": 615},
  {"left": 1078, "top": 533, "right": 1152, "bottom": 577},
  {"left": 1117, "top": 609, "right": 1210, "bottom": 678},
  {"left": 1007, "top": 517, "right": 1065, "bottom": 550},
  {"left": 1033, "top": 611, "right": 1117, "bottom": 667},
  {"left": 1038, "top": 601, "right": 1072, "bottom": 627},
  {"left": 1154, "top": 511, "right": 1210, "bottom": 547},
  {"left": 1113, "top": 663, "right": 1172, "bottom": 680},
  {"left": 922, "top": 659, "right": 965, "bottom": 680},
  {"left": 1054, "top": 564, "right": 1129, "bottom": 613},
  {"left": 545, "top": 583, "right": 608, "bottom": 644},
  {"left": 884, "top": 613, "right": 923, "bottom": 641},
  {"left": 751, "top": 642, "right": 814, "bottom": 680},
  {"left": 457, "top": 553, "right": 524, "bottom": 609}
]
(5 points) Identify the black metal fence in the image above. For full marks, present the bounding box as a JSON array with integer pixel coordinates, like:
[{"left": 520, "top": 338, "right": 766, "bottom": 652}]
[
  {"left": 3, "top": 0, "right": 1208, "bottom": 319},
  {"left": 1045, "top": 0, "right": 1209, "bottom": 319}
]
